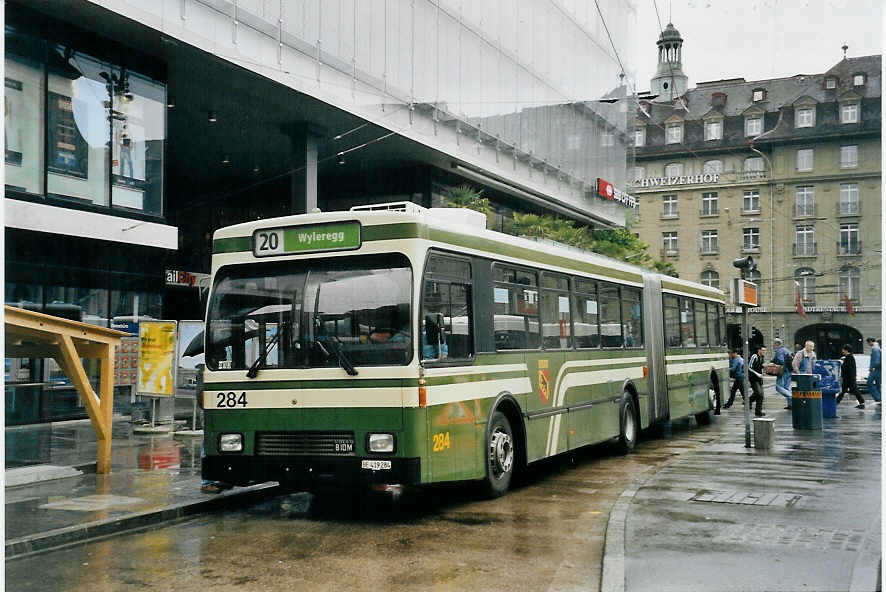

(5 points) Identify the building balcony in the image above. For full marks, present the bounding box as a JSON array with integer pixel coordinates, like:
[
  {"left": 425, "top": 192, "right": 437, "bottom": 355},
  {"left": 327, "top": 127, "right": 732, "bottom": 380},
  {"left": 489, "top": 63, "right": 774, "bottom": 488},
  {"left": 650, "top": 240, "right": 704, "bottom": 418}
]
[
  {"left": 837, "top": 241, "right": 862, "bottom": 255},
  {"left": 660, "top": 248, "right": 679, "bottom": 257},
  {"left": 660, "top": 211, "right": 679, "bottom": 220},
  {"left": 793, "top": 242, "right": 817, "bottom": 257},
  {"left": 700, "top": 247, "right": 719, "bottom": 256},
  {"left": 699, "top": 208, "right": 719, "bottom": 217},
  {"left": 837, "top": 202, "right": 861, "bottom": 217},
  {"left": 794, "top": 204, "right": 817, "bottom": 219},
  {"left": 740, "top": 170, "right": 767, "bottom": 181},
  {"left": 741, "top": 244, "right": 761, "bottom": 254}
]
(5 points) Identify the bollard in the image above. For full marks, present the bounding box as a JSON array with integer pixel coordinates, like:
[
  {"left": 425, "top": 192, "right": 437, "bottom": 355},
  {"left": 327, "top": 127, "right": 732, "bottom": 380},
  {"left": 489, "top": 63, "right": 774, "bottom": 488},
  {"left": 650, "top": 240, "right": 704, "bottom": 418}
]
[{"left": 753, "top": 417, "right": 776, "bottom": 449}]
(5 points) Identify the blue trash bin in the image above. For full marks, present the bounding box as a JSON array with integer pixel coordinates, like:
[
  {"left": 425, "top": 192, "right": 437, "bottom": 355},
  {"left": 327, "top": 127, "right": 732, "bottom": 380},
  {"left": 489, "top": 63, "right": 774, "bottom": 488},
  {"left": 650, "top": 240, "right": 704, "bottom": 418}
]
[
  {"left": 815, "top": 360, "right": 841, "bottom": 418},
  {"left": 792, "top": 373, "right": 822, "bottom": 430}
]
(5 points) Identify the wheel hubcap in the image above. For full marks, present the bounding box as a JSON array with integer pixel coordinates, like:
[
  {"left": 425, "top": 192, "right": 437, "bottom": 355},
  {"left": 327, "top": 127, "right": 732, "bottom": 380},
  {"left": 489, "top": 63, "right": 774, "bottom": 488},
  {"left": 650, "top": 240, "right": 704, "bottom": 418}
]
[
  {"left": 709, "top": 387, "right": 717, "bottom": 408},
  {"left": 489, "top": 428, "right": 513, "bottom": 478}
]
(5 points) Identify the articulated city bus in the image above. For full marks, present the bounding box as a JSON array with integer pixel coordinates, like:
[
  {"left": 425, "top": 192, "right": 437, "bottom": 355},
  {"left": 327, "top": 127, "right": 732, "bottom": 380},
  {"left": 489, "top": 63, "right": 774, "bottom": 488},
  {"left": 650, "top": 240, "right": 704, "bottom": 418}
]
[{"left": 201, "top": 202, "right": 728, "bottom": 496}]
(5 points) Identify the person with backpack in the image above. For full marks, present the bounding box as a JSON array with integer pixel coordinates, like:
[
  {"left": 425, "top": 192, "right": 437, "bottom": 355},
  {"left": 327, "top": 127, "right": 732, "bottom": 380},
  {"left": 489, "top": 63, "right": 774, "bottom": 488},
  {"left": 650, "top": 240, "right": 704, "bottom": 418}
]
[{"left": 771, "top": 338, "right": 793, "bottom": 409}]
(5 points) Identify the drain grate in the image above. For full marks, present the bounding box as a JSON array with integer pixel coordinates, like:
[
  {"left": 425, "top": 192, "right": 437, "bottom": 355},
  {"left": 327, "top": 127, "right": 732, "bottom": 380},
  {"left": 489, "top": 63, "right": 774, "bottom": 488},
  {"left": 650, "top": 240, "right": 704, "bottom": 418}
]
[
  {"left": 715, "top": 523, "right": 869, "bottom": 552},
  {"left": 688, "top": 490, "right": 803, "bottom": 507}
]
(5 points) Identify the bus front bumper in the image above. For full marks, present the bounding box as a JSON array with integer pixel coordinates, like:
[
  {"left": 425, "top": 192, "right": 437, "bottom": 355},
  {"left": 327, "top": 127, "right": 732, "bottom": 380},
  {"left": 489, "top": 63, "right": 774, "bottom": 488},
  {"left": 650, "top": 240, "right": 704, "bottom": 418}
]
[{"left": 202, "top": 455, "right": 422, "bottom": 489}]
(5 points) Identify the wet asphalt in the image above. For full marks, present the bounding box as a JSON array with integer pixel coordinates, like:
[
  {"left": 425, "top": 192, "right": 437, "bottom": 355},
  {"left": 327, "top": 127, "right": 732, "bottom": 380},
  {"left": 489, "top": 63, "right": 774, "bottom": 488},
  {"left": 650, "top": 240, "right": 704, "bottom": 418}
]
[
  {"left": 6, "top": 419, "right": 725, "bottom": 591},
  {"left": 5, "top": 393, "right": 881, "bottom": 592}
]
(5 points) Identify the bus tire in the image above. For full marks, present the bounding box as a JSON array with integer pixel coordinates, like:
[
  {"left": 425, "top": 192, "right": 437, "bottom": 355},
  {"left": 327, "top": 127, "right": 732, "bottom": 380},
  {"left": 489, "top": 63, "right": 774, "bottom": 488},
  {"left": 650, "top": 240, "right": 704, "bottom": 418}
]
[
  {"left": 616, "top": 393, "right": 638, "bottom": 455},
  {"left": 483, "top": 411, "right": 515, "bottom": 498},
  {"left": 696, "top": 375, "right": 720, "bottom": 425}
]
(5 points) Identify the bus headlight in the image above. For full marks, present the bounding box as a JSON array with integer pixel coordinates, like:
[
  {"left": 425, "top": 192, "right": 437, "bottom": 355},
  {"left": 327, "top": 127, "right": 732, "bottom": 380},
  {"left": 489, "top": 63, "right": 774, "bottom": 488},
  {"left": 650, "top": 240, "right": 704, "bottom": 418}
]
[
  {"left": 219, "top": 433, "right": 243, "bottom": 452},
  {"left": 367, "top": 433, "right": 395, "bottom": 453}
]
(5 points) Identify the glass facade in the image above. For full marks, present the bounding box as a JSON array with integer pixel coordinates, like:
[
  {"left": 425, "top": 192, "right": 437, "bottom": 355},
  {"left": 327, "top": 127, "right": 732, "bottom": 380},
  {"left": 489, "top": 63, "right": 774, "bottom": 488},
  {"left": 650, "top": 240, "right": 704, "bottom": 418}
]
[
  {"left": 233, "top": 0, "right": 637, "bottom": 206},
  {"left": 5, "top": 24, "right": 166, "bottom": 215}
]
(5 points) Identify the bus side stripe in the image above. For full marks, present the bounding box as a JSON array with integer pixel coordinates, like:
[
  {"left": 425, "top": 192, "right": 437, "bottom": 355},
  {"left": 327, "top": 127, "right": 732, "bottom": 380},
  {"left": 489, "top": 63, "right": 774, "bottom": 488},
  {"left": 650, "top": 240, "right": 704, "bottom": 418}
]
[{"left": 425, "top": 378, "right": 533, "bottom": 406}]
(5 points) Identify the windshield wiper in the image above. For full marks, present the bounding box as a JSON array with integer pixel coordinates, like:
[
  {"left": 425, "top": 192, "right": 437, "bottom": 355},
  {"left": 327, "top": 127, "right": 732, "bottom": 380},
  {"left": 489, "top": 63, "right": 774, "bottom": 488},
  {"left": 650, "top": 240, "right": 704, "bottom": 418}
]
[
  {"left": 246, "top": 331, "right": 280, "bottom": 379},
  {"left": 315, "top": 337, "right": 358, "bottom": 376}
]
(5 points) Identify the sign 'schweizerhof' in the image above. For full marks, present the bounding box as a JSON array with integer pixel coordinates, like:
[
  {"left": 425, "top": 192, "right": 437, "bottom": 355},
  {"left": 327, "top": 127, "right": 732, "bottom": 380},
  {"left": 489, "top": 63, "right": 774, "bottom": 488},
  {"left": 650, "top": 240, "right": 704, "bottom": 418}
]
[
  {"left": 596, "top": 178, "right": 637, "bottom": 208},
  {"left": 634, "top": 173, "right": 721, "bottom": 188}
]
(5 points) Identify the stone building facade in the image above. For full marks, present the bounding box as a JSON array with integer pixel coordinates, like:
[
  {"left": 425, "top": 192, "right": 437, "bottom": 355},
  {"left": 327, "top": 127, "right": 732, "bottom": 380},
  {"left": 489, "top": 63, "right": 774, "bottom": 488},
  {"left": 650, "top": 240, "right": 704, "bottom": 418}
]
[{"left": 631, "top": 30, "right": 881, "bottom": 358}]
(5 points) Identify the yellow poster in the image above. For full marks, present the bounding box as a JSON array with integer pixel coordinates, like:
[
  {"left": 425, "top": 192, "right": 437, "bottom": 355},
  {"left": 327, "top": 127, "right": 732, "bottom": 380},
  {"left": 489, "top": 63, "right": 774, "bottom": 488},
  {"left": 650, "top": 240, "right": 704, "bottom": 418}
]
[{"left": 137, "top": 321, "right": 177, "bottom": 397}]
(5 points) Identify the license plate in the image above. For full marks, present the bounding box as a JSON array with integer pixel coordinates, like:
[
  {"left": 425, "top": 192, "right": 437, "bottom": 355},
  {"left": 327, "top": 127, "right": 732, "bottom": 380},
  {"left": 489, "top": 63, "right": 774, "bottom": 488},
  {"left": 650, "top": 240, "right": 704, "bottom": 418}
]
[{"left": 361, "top": 460, "right": 392, "bottom": 471}]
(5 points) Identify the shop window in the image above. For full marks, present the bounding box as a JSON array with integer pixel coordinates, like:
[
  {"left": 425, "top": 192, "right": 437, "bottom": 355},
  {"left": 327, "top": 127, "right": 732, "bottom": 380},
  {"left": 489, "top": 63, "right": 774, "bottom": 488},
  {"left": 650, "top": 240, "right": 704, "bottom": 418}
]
[
  {"left": 111, "top": 70, "right": 166, "bottom": 216},
  {"left": 46, "top": 47, "right": 111, "bottom": 206},
  {"left": 5, "top": 43, "right": 45, "bottom": 195}
]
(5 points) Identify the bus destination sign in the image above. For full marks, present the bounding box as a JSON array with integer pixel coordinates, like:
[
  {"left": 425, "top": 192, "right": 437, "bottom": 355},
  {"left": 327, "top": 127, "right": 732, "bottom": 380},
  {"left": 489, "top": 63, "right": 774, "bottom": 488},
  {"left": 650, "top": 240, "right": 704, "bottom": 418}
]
[{"left": 253, "top": 221, "right": 362, "bottom": 257}]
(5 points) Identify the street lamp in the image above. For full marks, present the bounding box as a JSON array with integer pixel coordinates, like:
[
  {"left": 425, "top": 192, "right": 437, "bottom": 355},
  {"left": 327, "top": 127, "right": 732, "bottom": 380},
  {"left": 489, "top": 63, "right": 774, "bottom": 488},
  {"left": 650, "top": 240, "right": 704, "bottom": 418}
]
[{"left": 748, "top": 143, "right": 776, "bottom": 347}]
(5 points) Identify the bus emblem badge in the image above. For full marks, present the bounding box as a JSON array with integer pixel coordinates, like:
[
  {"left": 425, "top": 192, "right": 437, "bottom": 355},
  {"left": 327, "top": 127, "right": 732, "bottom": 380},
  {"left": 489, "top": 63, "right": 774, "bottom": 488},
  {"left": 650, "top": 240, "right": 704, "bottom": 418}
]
[{"left": 538, "top": 369, "right": 550, "bottom": 403}]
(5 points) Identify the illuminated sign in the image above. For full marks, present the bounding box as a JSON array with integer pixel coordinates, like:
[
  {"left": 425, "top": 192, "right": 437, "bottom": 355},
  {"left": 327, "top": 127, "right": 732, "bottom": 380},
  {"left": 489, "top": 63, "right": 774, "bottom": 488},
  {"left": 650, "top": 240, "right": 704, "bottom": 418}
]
[
  {"left": 732, "top": 279, "right": 758, "bottom": 307},
  {"left": 596, "top": 178, "right": 637, "bottom": 208},
  {"left": 165, "top": 270, "right": 209, "bottom": 288}
]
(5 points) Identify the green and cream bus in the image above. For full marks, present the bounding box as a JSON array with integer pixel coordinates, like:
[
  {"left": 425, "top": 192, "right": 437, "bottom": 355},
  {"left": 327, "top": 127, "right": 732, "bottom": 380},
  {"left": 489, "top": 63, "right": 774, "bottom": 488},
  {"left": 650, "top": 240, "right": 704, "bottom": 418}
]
[{"left": 201, "top": 202, "right": 728, "bottom": 496}]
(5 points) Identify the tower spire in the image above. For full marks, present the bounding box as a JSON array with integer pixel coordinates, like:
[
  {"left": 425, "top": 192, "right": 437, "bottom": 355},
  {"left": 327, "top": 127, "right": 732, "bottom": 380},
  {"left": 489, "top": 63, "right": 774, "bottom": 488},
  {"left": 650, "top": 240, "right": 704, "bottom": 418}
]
[{"left": 650, "top": 22, "right": 689, "bottom": 102}]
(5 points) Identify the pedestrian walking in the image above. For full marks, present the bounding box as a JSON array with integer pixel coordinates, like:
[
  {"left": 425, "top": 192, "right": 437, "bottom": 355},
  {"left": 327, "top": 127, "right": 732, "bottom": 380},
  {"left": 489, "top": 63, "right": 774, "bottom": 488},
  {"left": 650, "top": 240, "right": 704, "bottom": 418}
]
[
  {"left": 723, "top": 349, "right": 745, "bottom": 409},
  {"left": 792, "top": 340, "right": 817, "bottom": 374},
  {"left": 867, "top": 337, "right": 881, "bottom": 403},
  {"left": 748, "top": 345, "right": 766, "bottom": 416},
  {"left": 771, "top": 338, "right": 793, "bottom": 409},
  {"left": 836, "top": 344, "right": 864, "bottom": 408}
]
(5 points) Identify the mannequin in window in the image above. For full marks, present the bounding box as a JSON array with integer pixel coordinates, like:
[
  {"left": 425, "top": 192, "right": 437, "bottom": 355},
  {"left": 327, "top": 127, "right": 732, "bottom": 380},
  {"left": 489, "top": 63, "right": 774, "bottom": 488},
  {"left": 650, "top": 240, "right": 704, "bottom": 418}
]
[{"left": 117, "top": 123, "right": 133, "bottom": 178}]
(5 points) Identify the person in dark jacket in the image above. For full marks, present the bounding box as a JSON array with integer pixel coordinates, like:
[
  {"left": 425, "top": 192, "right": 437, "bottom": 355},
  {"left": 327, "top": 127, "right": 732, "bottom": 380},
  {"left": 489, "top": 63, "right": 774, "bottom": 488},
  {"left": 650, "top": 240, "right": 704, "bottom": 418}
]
[
  {"left": 748, "top": 345, "right": 766, "bottom": 416},
  {"left": 723, "top": 349, "right": 745, "bottom": 409},
  {"left": 836, "top": 344, "right": 864, "bottom": 408}
]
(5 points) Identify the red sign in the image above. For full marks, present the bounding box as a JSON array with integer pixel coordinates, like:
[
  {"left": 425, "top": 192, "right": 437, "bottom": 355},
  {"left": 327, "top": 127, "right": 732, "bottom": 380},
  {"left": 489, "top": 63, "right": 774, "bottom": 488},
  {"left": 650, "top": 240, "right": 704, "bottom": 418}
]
[
  {"left": 596, "top": 178, "right": 637, "bottom": 208},
  {"left": 597, "top": 178, "right": 615, "bottom": 200}
]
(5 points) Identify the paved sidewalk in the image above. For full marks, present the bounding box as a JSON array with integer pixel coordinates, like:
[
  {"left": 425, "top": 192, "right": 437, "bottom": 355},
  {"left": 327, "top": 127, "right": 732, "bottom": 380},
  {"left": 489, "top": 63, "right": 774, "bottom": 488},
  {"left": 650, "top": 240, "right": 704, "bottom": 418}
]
[
  {"left": 5, "top": 419, "right": 279, "bottom": 559},
  {"left": 608, "top": 395, "right": 882, "bottom": 592}
]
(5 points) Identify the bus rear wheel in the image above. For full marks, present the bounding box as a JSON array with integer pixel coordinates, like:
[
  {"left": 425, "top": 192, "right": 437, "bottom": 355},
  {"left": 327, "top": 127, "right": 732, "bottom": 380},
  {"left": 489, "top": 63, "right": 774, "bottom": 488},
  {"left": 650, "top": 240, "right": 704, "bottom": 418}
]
[
  {"left": 616, "top": 393, "right": 638, "bottom": 454},
  {"left": 483, "top": 411, "right": 514, "bottom": 498}
]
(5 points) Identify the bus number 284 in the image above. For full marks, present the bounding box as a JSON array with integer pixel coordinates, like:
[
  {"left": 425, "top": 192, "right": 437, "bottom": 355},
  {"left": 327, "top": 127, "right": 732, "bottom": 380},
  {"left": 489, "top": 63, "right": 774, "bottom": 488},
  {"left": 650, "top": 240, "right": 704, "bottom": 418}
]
[{"left": 216, "top": 392, "right": 248, "bottom": 408}]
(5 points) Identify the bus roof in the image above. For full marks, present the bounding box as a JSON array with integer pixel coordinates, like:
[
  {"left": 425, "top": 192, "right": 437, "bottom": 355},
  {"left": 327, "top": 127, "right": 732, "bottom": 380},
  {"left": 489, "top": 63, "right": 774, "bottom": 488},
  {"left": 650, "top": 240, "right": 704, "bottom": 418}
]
[{"left": 212, "top": 203, "right": 725, "bottom": 302}]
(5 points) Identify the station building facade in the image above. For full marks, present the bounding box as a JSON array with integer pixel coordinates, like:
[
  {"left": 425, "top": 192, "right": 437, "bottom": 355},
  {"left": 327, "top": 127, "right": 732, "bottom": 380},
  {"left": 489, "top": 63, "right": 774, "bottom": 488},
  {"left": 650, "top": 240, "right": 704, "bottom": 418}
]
[
  {"left": 4, "top": 0, "right": 639, "bottom": 424},
  {"left": 630, "top": 25, "right": 881, "bottom": 359}
]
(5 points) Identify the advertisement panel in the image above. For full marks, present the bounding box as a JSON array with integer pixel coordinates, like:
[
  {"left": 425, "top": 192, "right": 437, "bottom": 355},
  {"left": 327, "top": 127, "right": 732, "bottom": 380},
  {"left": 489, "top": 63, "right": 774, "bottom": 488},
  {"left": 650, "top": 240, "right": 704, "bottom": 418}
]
[{"left": 137, "top": 320, "right": 177, "bottom": 397}]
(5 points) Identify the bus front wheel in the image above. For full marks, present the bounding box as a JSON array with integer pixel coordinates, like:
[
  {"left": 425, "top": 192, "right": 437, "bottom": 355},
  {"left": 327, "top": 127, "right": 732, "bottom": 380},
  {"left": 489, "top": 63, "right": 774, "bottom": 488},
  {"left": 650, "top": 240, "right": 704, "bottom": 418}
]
[
  {"left": 616, "top": 393, "right": 638, "bottom": 454},
  {"left": 483, "top": 411, "right": 514, "bottom": 498}
]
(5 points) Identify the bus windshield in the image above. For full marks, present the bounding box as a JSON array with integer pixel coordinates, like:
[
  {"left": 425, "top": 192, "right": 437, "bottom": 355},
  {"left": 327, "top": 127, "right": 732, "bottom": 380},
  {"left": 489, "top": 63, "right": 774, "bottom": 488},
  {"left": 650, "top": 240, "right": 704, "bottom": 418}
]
[{"left": 206, "top": 254, "right": 412, "bottom": 372}]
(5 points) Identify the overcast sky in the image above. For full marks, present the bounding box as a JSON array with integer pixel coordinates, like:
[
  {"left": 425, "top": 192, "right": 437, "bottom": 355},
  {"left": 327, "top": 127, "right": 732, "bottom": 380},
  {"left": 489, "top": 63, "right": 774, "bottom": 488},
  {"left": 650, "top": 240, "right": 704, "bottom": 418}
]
[{"left": 629, "top": 0, "right": 883, "bottom": 94}]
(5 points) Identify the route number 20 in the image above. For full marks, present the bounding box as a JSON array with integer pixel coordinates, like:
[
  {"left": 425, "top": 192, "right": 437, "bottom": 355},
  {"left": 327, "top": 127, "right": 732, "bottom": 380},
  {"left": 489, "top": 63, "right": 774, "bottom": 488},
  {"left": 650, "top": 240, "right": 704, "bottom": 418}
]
[
  {"left": 253, "top": 229, "right": 283, "bottom": 256},
  {"left": 216, "top": 392, "right": 247, "bottom": 408}
]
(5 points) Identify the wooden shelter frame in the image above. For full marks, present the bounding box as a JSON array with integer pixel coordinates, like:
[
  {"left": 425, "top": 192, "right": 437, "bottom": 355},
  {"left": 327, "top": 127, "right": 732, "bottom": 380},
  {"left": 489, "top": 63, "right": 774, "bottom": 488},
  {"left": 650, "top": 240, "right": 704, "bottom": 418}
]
[{"left": 5, "top": 306, "right": 128, "bottom": 473}]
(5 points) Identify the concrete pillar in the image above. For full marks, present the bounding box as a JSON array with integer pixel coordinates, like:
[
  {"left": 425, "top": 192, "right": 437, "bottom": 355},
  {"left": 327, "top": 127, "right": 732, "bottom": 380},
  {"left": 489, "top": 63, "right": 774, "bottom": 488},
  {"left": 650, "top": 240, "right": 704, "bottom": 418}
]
[
  {"left": 753, "top": 417, "right": 775, "bottom": 449},
  {"left": 285, "top": 123, "right": 325, "bottom": 214}
]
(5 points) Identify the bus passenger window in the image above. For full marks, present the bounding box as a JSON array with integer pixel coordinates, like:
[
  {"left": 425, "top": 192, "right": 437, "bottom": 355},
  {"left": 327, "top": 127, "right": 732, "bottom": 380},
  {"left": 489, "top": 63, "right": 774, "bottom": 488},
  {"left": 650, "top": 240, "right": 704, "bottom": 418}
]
[
  {"left": 541, "top": 273, "right": 571, "bottom": 349},
  {"left": 707, "top": 303, "right": 719, "bottom": 346},
  {"left": 695, "top": 300, "right": 710, "bottom": 347},
  {"left": 664, "top": 295, "right": 680, "bottom": 347},
  {"left": 494, "top": 265, "right": 539, "bottom": 350},
  {"left": 421, "top": 279, "right": 473, "bottom": 361},
  {"left": 621, "top": 288, "right": 643, "bottom": 347},
  {"left": 680, "top": 299, "right": 696, "bottom": 347},
  {"left": 574, "top": 279, "right": 599, "bottom": 348},
  {"left": 598, "top": 284, "right": 622, "bottom": 347}
]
